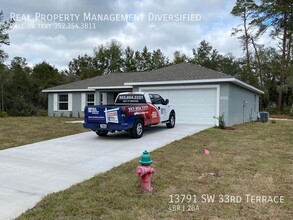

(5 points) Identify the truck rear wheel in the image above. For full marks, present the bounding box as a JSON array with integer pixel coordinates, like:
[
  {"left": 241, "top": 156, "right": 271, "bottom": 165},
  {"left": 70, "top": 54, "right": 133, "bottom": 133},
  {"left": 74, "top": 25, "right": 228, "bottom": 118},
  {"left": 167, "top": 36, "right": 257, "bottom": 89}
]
[
  {"left": 166, "top": 112, "right": 175, "bottom": 128},
  {"left": 96, "top": 131, "right": 108, "bottom": 137},
  {"left": 131, "top": 119, "right": 144, "bottom": 138}
]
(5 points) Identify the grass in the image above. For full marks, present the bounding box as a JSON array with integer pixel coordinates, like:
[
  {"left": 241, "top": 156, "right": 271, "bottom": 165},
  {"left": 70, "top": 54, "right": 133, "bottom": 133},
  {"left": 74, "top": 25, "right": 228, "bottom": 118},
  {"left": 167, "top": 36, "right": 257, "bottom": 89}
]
[
  {"left": 16, "top": 121, "right": 293, "bottom": 219},
  {"left": 0, "top": 117, "right": 85, "bottom": 150}
]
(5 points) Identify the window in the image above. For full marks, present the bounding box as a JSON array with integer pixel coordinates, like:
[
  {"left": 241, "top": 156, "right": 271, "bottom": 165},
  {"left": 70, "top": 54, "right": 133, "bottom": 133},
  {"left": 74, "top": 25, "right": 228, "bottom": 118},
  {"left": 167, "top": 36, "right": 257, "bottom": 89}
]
[
  {"left": 59, "top": 94, "right": 68, "bottom": 110},
  {"left": 115, "top": 94, "right": 146, "bottom": 104},
  {"left": 87, "top": 93, "right": 95, "bottom": 106},
  {"left": 149, "top": 94, "right": 164, "bottom": 104}
]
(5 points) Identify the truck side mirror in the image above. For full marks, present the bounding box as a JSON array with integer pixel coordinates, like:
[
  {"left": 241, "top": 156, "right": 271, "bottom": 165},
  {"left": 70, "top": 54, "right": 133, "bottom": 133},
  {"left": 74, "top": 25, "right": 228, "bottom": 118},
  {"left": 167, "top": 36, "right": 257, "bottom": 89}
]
[{"left": 164, "top": 99, "right": 169, "bottom": 105}]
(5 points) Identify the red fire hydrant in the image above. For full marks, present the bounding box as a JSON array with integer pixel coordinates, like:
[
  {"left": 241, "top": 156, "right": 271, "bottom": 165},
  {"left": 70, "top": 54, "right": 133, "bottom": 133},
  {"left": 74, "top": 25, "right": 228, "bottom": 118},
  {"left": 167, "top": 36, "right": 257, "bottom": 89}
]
[{"left": 136, "top": 151, "right": 155, "bottom": 191}]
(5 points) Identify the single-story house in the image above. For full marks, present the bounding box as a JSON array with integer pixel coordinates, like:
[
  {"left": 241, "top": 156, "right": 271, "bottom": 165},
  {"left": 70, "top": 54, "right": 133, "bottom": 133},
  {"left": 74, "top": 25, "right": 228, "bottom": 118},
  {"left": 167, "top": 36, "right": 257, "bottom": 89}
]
[{"left": 42, "top": 62, "right": 263, "bottom": 126}]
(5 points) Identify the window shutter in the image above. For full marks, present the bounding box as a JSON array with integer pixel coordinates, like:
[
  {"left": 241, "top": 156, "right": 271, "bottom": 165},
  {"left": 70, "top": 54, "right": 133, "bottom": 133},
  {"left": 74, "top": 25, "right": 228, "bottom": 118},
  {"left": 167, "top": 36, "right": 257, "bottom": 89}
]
[
  {"left": 68, "top": 93, "right": 72, "bottom": 111},
  {"left": 81, "top": 93, "right": 86, "bottom": 111},
  {"left": 53, "top": 94, "right": 58, "bottom": 111}
]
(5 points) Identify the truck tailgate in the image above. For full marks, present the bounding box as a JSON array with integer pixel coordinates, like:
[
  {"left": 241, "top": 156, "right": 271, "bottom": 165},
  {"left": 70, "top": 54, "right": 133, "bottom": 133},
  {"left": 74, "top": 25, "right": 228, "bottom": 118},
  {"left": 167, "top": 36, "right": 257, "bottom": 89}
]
[{"left": 84, "top": 105, "right": 122, "bottom": 124}]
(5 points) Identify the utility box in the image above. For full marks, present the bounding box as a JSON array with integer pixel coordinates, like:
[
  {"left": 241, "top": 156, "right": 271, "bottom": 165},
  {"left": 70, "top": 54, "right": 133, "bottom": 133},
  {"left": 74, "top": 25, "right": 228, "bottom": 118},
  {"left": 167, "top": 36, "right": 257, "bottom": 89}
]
[{"left": 258, "top": 112, "right": 269, "bottom": 122}]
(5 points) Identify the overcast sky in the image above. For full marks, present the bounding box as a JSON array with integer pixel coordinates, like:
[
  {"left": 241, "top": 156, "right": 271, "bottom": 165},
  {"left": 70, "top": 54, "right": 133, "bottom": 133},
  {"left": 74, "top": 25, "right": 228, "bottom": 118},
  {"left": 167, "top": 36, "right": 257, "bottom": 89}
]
[{"left": 1, "top": 0, "right": 273, "bottom": 70}]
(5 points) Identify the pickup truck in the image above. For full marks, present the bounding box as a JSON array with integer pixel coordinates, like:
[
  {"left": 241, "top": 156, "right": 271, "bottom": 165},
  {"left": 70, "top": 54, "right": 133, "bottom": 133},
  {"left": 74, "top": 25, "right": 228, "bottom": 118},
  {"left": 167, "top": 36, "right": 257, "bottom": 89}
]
[{"left": 83, "top": 92, "right": 176, "bottom": 138}]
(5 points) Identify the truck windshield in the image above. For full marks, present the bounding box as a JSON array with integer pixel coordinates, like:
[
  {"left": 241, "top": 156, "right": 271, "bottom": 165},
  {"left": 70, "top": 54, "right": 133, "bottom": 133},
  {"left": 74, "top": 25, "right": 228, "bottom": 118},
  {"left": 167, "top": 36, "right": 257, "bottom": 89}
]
[{"left": 115, "top": 94, "right": 146, "bottom": 104}]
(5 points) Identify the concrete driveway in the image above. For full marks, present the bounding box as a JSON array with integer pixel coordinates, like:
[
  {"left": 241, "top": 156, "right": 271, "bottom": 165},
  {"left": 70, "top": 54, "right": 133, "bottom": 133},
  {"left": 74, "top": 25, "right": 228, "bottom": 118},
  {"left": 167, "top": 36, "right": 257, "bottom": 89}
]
[{"left": 0, "top": 124, "right": 211, "bottom": 220}]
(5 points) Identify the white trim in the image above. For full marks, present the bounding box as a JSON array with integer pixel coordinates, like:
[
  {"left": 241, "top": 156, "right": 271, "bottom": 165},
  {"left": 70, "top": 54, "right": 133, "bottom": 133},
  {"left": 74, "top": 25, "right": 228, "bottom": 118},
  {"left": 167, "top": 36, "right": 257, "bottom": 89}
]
[
  {"left": 233, "top": 79, "right": 264, "bottom": 94},
  {"left": 42, "top": 89, "right": 95, "bottom": 93},
  {"left": 68, "top": 93, "right": 72, "bottom": 111},
  {"left": 102, "top": 93, "right": 108, "bottom": 105},
  {"left": 139, "top": 84, "right": 219, "bottom": 91},
  {"left": 139, "top": 84, "right": 220, "bottom": 126},
  {"left": 88, "top": 86, "right": 133, "bottom": 89},
  {"left": 53, "top": 94, "right": 57, "bottom": 111},
  {"left": 128, "top": 78, "right": 231, "bottom": 86},
  {"left": 81, "top": 93, "right": 86, "bottom": 112},
  {"left": 43, "top": 78, "right": 263, "bottom": 94},
  {"left": 126, "top": 78, "right": 264, "bottom": 94},
  {"left": 216, "top": 85, "right": 220, "bottom": 126}
]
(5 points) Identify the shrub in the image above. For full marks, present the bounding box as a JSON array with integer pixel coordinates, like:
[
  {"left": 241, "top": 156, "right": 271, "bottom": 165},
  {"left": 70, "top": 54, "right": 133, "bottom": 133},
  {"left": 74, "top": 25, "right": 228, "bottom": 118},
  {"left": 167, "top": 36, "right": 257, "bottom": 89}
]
[
  {"left": 218, "top": 114, "right": 225, "bottom": 129},
  {"left": 214, "top": 114, "right": 225, "bottom": 129},
  {"left": 0, "top": 111, "right": 8, "bottom": 117},
  {"left": 36, "top": 110, "right": 48, "bottom": 116}
]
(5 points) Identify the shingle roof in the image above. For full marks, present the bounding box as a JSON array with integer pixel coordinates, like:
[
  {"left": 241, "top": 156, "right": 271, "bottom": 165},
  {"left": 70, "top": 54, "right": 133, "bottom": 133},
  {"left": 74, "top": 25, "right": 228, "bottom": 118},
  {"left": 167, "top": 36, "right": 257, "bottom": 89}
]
[{"left": 44, "top": 63, "right": 233, "bottom": 91}]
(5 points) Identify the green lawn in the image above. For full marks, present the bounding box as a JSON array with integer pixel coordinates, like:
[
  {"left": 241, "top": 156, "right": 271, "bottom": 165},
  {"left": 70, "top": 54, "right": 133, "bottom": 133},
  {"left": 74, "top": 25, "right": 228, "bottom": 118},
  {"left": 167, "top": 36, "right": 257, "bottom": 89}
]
[
  {"left": 17, "top": 121, "right": 293, "bottom": 220},
  {"left": 0, "top": 117, "right": 85, "bottom": 150}
]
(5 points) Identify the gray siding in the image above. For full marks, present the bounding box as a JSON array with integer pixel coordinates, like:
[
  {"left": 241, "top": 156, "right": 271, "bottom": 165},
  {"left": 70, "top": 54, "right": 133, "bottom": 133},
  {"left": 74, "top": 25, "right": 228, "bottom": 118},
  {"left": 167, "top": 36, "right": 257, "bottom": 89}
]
[
  {"left": 72, "top": 93, "right": 82, "bottom": 117},
  {"left": 47, "top": 84, "right": 260, "bottom": 125},
  {"left": 48, "top": 92, "right": 84, "bottom": 118},
  {"left": 227, "top": 84, "right": 259, "bottom": 125},
  {"left": 219, "top": 83, "right": 229, "bottom": 125},
  {"left": 48, "top": 93, "right": 54, "bottom": 117}
]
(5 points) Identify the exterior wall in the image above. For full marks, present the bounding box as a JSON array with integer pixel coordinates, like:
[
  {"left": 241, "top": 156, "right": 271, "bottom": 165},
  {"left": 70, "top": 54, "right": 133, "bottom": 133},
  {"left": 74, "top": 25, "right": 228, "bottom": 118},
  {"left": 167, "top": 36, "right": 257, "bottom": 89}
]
[
  {"left": 48, "top": 92, "right": 83, "bottom": 117},
  {"left": 46, "top": 85, "right": 259, "bottom": 125},
  {"left": 134, "top": 83, "right": 259, "bottom": 126},
  {"left": 72, "top": 93, "right": 82, "bottom": 117},
  {"left": 47, "top": 89, "right": 130, "bottom": 117},
  {"left": 48, "top": 93, "right": 54, "bottom": 117},
  {"left": 133, "top": 86, "right": 140, "bottom": 92},
  {"left": 107, "top": 93, "right": 115, "bottom": 104},
  {"left": 95, "top": 91, "right": 101, "bottom": 105},
  {"left": 48, "top": 92, "right": 89, "bottom": 118},
  {"left": 227, "top": 83, "right": 259, "bottom": 125},
  {"left": 219, "top": 83, "right": 229, "bottom": 125}
]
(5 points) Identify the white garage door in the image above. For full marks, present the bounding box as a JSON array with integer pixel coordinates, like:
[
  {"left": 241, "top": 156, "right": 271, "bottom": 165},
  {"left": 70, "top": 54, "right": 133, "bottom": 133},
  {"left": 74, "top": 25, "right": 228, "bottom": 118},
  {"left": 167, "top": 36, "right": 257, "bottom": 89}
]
[{"left": 140, "top": 86, "right": 219, "bottom": 125}]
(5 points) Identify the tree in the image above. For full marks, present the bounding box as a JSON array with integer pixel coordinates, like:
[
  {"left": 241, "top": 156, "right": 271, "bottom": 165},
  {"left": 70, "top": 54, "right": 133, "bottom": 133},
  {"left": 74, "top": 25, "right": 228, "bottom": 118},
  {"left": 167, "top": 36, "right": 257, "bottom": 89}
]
[
  {"left": 151, "top": 49, "right": 168, "bottom": 69},
  {"left": 173, "top": 51, "right": 188, "bottom": 64},
  {"left": 140, "top": 46, "right": 152, "bottom": 71},
  {"left": 123, "top": 46, "right": 137, "bottom": 72},
  {"left": 231, "top": 0, "right": 257, "bottom": 74},
  {"left": 6, "top": 57, "right": 33, "bottom": 116},
  {"left": 192, "top": 40, "right": 224, "bottom": 71},
  {"left": 253, "top": 0, "right": 293, "bottom": 109},
  {"left": 93, "top": 39, "right": 123, "bottom": 74},
  {"left": 0, "top": 62, "right": 10, "bottom": 112},
  {"left": 0, "top": 11, "right": 14, "bottom": 61},
  {"left": 0, "top": 10, "right": 14, "bottom": 112},
  {"left": 69, "top": 54, "right": 101, "bottom": 80},
  {"left": 31, "top": 62, "right": 66, "bottom": 109},
  {"left": 192, "top": 40, "right": 213, "bottom": 67}
]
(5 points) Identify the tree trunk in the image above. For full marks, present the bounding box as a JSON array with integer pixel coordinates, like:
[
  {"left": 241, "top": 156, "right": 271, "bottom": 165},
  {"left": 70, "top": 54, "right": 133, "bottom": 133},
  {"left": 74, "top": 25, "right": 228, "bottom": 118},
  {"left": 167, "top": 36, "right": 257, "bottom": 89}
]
[
  {"left": 1, "top": 83, "right": 3, "bottom": 112},
  {"left": 278, "top": 12, "right": 288, "bottom": 110},
  {"left": 243, "top": 12, "right": 251, "bottom": 74},
  {"left": 251, "top": 37, "right": 262, "bottom": 87}
]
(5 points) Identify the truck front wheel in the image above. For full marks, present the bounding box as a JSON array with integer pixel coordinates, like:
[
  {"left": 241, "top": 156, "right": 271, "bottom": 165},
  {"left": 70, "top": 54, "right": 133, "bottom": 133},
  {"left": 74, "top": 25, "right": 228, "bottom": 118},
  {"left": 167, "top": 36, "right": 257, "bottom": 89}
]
[
  {"left": 131, "top": 119, "right": 144, "bottom": 138},
  {"left": 96, "top": 131, "right": 108, "bottom": 137},
  {"left": 166, "top": 112, "right": 175, "bottom": 128}
]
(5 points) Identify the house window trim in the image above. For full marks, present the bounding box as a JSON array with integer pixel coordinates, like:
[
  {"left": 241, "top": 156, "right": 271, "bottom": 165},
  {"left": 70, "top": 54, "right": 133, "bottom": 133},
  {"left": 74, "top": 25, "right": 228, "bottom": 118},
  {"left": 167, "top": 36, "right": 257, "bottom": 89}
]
[
  {"left": 87, "top": 93, "right": 95, "bottom": 106},
  {"left": 81, "top": 92, "right": 95, "bottom": 111},
  {"left": 58, "top": 93, "right": 70, "bottom": 111},
  {"left": 59, "top": 94, "right": 69, "bottom": 111}
]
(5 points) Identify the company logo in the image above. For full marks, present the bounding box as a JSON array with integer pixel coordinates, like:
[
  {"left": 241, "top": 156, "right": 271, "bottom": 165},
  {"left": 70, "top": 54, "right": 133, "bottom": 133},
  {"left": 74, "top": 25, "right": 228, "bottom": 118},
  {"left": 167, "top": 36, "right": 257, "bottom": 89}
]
[
  {"left": 88, "top": 107, "right": 99, "bottom": 114},
  {"left": 151, "top": 111, "right": 158, "bottom": 118}
]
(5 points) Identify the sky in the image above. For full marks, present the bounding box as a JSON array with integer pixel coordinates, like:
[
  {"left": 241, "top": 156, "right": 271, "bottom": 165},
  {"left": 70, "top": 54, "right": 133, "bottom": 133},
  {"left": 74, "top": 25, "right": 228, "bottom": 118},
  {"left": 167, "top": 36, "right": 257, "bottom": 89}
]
[{"left": 1, "top": 0, "right": 273, "bottom": 70}]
